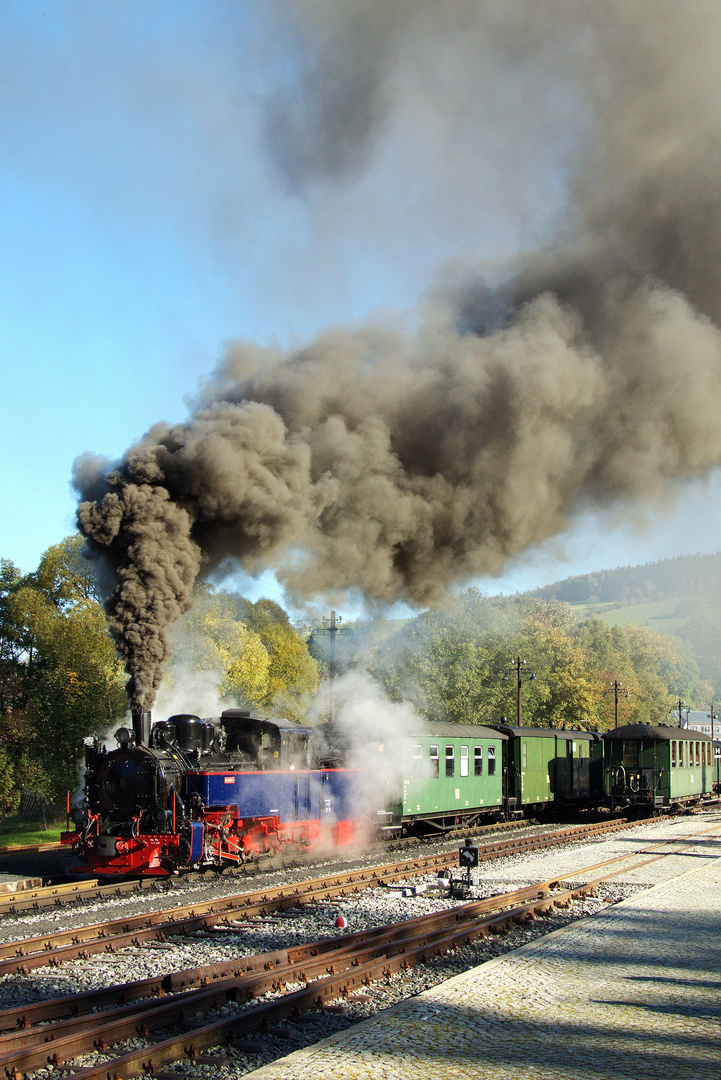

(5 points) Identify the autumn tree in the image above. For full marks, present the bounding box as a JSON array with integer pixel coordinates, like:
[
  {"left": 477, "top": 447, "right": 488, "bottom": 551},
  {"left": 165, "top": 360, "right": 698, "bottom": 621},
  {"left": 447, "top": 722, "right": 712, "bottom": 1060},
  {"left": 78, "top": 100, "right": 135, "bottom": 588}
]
[
  {"left": 165, "top": 588, "right": 319, "bottom": 721},
  {"left": 365, "top": 590, "right": 702, "bottom": 731},
  {"left": 0, "top": 559, "right": 26, "bottom": 718},
  {"left": 366, "top": 591, "right": 520, "bottom": 723},
  {"left": 167, "top": 587, "right": 271, "bottom": 706},
  {"left": 233, "top": 597, "right": 319, "bottom": 719},
  {"left": 512, "top": 602, "right": 602, "bottom": 730},
  {"left": 1, "top": 537, "right": 126, "bottom": 804}
]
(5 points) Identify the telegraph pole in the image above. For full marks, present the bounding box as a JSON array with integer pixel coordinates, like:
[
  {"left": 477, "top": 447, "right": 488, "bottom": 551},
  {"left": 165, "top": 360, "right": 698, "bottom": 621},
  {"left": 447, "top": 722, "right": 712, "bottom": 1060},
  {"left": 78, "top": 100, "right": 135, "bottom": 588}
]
[
  {"left": 708, "top": 705, "right": 717, "bottom": 777},
  {"left": 307, "top": 611, "right": 352, "bottom": 725},
  {"left": 603, "top": 680, "right": 630, "bottom": 729},
  {"left": 328, "top": 610, "right": 339, "bottom": 724},
  {"left": 507, "top": 657, "right": 535, "bottom": 727}
]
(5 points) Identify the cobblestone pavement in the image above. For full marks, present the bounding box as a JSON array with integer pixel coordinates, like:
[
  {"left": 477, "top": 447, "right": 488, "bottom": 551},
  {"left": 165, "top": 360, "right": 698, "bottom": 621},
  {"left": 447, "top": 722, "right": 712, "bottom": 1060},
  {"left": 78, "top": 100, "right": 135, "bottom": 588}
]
[{"left": 247, "top": 823, "right": 721, "bottom": 1080}]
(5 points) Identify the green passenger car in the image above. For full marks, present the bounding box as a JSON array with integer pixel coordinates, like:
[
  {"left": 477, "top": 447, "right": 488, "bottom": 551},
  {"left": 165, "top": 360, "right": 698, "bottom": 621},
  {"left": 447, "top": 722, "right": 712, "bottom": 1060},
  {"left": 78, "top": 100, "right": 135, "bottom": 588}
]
[
  {"left": 489, "top": 725, "right": 602, "bottom": 813},
  {"left": 376, "top": 723, "right": 507, "bottom": 832},
  {"left": 603, "top": 724, "right": 713, "bottom": 809}
]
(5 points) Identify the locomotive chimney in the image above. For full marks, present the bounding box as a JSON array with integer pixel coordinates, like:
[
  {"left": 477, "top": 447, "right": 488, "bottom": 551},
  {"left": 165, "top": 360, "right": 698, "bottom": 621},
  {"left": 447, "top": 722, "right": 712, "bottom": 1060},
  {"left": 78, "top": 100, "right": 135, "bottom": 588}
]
[{"left": 132, "top": 708, "right": 151, "bottom": 747}]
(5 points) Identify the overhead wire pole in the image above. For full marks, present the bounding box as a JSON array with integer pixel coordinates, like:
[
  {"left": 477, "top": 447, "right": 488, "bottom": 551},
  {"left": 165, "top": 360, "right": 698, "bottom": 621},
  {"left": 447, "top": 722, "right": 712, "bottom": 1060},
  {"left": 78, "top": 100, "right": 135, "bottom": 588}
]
[
  {"left": 507, "top": 657, "right": 535, "bottom": 727},
  {"left": 708, "top": 705, "right": 718, "bottom": 792},
  {"left": 674, "top": 699, "right": 685, "bottom": 727},
  {"left": 328, "top": 610, "right": 338, "bottom": 725},
  {"left": 307, "top": 611, "right": 352, "bottom": 725},
  {"left": 603, "top": 679, "right": 630, "bottom": 729}
]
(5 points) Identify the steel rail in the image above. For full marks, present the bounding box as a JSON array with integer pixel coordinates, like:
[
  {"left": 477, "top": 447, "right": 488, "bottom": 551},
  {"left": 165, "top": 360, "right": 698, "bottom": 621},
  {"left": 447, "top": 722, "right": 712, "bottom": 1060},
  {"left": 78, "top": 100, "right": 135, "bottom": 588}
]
[
  {"left": 0, "top": 881, "right": 605, "bottom": 1076},
  {"left": 0, "top": 816, "right": 679, "bottom": 978}
]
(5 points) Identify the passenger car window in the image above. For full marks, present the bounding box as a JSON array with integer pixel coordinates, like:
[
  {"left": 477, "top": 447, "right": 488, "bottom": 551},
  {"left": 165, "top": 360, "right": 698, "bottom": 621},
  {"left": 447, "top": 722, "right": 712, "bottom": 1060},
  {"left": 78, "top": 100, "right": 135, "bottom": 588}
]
[
  {"left": 474, "top": 746, "right": 483, "bottom": 776},
  {"left": 445, "top": 745, "right": 455, "bottom": 778},
  {"left": 671, "top": 741, "right": 676, "bottom": 767},
  {"left": 460, "top": 745, "right": 469, "bottom": 777},
  {"left": 429, "top": 745, "right": 439, "bottom": 779},
  {"left": 412, "top": 744, "right": 424, "bottom": 779},
  {"left": 487, "top": 746, "right": 496, "bottom": 776}
]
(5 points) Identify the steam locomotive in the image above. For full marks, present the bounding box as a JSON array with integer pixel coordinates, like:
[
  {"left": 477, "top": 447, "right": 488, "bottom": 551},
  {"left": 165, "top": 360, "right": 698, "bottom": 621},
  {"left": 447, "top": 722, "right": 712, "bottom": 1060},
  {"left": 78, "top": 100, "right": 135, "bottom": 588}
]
[
  {"left": 63, "top": 708, "right": 360, "bottom": 877},
  {"left": 62, "top": 709, "right": 714, "bottom": 878}
]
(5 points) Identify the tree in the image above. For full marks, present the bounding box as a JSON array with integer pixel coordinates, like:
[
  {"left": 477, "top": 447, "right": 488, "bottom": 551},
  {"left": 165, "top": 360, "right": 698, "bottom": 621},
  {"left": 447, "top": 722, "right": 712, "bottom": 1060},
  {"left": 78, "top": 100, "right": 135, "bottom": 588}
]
[
  {"left": 1, "top": 538, "right": 127, "bottom": 803},
  {"left": 365, "top": 591, "right": 703, "bottom": 732},
  {"left": 0, "top": 559, "right": 26, "bottom": 716},
  {"left": 514, "top": 602, "right": 602, "bottom": 730},
  {"left": 366, "top": 592, "right": 520, "bottom": 724},
  {"left": 235, "top": 597, "right": 319, "bottom": 719},
  {"left": 621, "top": 624, "right": 699, "bottom": 725},
  {"left": 165, "top": 588, "right": 319, "bottom": 721}
]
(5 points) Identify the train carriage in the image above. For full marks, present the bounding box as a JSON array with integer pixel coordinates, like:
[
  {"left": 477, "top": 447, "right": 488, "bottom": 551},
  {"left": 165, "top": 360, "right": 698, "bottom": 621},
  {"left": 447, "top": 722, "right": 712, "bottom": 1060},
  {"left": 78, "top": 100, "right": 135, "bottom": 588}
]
[
  {"left": 603, "top": 723, "right": 713, "bottom": 809},
  {"left": 64, "top": 702, "right": 715, "bottom": 879},
  {"left": 374, "top": 723, "right": 508, "bottom": 833},
  {"left": 489, "top": 725, "right": 602, "bottom": 813}
]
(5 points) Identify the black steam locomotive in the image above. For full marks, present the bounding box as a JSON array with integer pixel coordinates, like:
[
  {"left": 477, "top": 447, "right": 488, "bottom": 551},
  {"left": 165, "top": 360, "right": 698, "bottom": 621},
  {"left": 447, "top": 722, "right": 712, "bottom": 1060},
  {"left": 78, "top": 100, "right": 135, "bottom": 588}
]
[{"left": 63, "top": 708, "right": 358, "bottom": 876}]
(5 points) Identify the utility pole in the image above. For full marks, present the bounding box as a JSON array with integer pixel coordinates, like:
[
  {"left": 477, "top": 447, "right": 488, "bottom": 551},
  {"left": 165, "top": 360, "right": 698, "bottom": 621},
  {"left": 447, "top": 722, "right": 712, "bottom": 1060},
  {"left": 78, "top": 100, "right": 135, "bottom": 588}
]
[
  {"left": 307, "top": 611, "right": 352, "bottom": 725},
  {"left": 507, "top": 657, "right": 535, "bottom": 727},
  {"left": 708, "top": 706, "right": 717, "bottom": 781},
  {"left": 603, "top": 680, "right": 630, "bottom": 729},
  {"left": 674, "top": 699, "right": 685, "bottom": 727}
]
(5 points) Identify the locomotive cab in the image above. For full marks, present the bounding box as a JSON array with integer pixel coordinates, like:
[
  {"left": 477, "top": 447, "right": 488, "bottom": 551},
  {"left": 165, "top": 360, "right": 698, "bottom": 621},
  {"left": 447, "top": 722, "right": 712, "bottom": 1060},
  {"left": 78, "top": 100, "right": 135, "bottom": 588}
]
[{"left": 220, "top": 710, "right": 311, "bottom": 770}]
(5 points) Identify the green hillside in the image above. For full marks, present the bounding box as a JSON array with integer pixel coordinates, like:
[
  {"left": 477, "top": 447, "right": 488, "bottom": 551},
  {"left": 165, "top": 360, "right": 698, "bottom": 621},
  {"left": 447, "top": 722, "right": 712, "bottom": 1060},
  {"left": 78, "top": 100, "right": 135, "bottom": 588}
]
[
  {"left": 522, "top": 552, "right": 721, "bottom": 691},
  {"left": 529, "top": 551, "right": 721, "bottom": 606},
  {"left": 568, "top": 597, "right": 687, "bottom": 633}
]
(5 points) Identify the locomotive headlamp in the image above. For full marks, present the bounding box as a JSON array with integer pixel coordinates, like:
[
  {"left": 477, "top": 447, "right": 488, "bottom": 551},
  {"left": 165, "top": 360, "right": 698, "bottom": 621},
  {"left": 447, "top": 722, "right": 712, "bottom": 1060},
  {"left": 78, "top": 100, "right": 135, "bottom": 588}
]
[
  {"left": 152, "top": 808, "right": 169, "bottom": 825},
  {"left": 115, "top": 727, "right": 132, "bottom": 747},
  {"left": 71, "top": 807, "right": 85, "bottom": 826}
]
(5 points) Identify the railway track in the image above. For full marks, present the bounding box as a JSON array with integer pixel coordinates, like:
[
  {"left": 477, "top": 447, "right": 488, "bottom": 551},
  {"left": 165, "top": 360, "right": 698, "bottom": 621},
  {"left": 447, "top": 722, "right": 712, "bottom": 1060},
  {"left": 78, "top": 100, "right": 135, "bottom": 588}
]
[
  {"left": 3, "top": 818, "right": 719, "bottom": 1080},
  {"left": 0, "top": 811, "right": 641, "bottom": 918},
  {"left": 0, "top": 816, "right": 645, "bottom": 974}
]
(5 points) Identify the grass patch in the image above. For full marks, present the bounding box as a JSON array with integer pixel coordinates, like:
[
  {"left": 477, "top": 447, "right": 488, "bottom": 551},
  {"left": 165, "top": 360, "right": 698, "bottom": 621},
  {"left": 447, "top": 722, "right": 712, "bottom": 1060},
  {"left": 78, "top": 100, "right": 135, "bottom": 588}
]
[
  {"left": 0, "top": 816, "right": 65, "bottom": 847},
  {"left": 568, "top": 598, "right": 687, "bottom": 634}
]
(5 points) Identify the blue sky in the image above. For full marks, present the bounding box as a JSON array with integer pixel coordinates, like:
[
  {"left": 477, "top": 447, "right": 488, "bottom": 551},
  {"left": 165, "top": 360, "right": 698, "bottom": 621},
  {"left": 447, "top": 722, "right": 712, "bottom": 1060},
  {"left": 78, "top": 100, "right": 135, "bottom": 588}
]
[{"left": 2, "top": 1, "right": 721, "bottom": 611}]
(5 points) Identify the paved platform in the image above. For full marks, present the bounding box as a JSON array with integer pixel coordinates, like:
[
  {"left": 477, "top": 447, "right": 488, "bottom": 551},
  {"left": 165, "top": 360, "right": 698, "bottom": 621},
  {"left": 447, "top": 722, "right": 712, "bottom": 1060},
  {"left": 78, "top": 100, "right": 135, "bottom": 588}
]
[
  {"left": 0, "top": 873, "right": 42, "bottom": 893},
  {"left": 247, "top": 844, "right": 721, "bottom": 1079}
]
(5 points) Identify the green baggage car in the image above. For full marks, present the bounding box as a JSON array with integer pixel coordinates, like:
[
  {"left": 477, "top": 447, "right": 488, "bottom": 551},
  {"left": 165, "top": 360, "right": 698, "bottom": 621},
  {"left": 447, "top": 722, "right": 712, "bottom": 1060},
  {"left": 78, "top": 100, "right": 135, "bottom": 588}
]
[{"left": 489, "top": 725, "right": 603, "bottom": 814}]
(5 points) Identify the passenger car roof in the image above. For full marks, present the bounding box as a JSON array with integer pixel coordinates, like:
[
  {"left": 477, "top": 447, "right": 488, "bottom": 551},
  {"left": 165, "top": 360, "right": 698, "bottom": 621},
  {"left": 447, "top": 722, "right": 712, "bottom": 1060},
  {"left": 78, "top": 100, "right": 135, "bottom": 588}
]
[{"left": 603, "top": 723, "right": 711, "bottom": 741}]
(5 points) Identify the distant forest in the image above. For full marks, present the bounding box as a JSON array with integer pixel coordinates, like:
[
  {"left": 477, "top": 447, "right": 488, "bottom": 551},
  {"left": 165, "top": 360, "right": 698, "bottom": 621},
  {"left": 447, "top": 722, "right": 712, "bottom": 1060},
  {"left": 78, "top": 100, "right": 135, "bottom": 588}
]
[{"left": 530, "top": 552, "right": 721, "bottom": 606}]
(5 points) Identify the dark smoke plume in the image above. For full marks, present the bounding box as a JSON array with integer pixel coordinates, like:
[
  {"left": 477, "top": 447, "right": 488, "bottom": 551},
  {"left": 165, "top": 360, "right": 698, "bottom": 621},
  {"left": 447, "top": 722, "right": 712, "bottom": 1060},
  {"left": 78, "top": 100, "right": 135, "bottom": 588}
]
[{"left": 75, "top": 2, "right": 721, "bottom": 708}]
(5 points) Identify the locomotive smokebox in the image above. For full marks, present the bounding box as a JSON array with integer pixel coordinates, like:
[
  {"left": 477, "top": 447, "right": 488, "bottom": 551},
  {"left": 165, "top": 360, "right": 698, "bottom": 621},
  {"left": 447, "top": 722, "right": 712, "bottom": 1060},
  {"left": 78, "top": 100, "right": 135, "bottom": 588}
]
[{"left": 131, "top": 708, "right": 151, "bottom": 747}]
